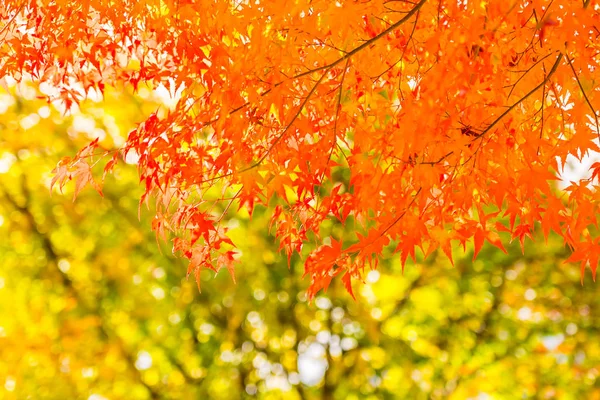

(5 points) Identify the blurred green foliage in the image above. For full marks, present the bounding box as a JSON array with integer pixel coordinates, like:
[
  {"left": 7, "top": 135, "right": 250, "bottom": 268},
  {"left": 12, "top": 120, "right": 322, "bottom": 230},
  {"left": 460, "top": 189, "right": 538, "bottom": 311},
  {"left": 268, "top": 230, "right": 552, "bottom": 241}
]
[{"left": 1, "top": 82, "right": 600, "bottom": 400}]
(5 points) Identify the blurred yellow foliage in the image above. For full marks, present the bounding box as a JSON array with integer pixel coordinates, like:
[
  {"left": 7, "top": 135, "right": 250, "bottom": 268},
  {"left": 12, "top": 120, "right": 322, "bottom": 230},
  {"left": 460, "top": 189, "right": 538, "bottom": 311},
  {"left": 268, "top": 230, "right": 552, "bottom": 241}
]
[{"left": 0, "top": 82, "right": 599, "bottom": 400}]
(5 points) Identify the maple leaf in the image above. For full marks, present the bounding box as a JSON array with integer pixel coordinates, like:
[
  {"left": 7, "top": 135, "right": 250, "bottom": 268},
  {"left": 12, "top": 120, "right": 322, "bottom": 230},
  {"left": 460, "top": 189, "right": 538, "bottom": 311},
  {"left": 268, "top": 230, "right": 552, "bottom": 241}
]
[
  {"left": 50, "top": 157, "right": 73, "bottom": 194},
  {"left": 187, "top": 245, "right": 209, "bottom": 292},
  {"left": 395, "top": 234, "right": 421, "bottom": 270},
  {"left": 189, "top": 213, "right": 216, "bottom": 246},
  {"left": 473, "top": 229, "right": 485, "bottom": 261},
  {"left": 565, "top": 240, "right": 600, "bottom": 282},
  {"left": 12, "top": 0, "right": 600, "bottom": 296},
  {"left": 485, "top": 231, "right": 507, "bottom": 255},
  {"left": 537, "top": 16, "right": 559, "bottom": 46},
  {"left": 50, "top": 157, "right": 103, "bottom": 200},
  {"left": 512, "top": 224, "right": 533, "bottom": 254},
  {"left": 217, "top": 251, "right": 239, "bottom": 284},
  {"left": 342, "top": 272, "right": 355, "bottom": 301},
  {"left": 429, "top": 226, "right": 454, "bottom": 266},
  {"left": 590, "top": 162, "right": 600, "bottom": 182},
  {"left": 72, "top": 161, "right": 103, "bottom": 201},
  {"left": 152, "top": 211, "right": 169, "bottom": 245}
]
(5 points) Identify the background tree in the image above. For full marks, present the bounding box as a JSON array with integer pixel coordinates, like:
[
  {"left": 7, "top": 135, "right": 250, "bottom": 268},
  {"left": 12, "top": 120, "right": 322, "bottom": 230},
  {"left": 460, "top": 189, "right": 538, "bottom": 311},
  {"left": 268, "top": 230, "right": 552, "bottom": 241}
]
[
  {"left": 2, "top": 0, "right": 600, "bottom": 294},
  {"left": 1, "top": 82, "right": 600, "bottom": 399}
]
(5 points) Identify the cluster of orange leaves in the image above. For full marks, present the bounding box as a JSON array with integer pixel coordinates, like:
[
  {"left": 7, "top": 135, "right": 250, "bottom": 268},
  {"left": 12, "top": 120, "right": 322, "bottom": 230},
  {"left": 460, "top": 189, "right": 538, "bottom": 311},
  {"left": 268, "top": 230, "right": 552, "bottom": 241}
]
[{"left": 2, "top": 0, "right": 600, "bottom": 297}]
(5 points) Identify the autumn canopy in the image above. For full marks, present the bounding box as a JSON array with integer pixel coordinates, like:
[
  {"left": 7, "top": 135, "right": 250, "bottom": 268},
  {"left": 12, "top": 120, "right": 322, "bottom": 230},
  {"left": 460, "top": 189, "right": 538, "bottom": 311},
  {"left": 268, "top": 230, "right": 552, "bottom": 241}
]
[{"left": 1, "top": 0, "right": 599, "bottom": 296}]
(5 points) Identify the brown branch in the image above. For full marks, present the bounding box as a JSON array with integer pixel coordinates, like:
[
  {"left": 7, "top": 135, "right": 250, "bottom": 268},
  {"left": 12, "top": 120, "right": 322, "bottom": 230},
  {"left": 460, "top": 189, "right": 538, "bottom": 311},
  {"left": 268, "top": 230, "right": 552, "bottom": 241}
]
[
  {"left": 442, "top": 277, "right": 507, "bottom": 396},
  {"left": 372, "top": 9, "right": 420, "bottom": 81},
  {"left": 381, "top": 186, "right": 422, "bottom": 238},
  {"left": 406, "top": 54, "right": 562, "bottom": 178},
  {"left": 391, "top": 273, "right": 424, "bottom": 314},
  {"left": 253, "top": 71, "right": 330, "bottom": 168},
  {"left": 291, "top": 0, "right": 428, "bottom": 80},
  {"left": 119, "top": 0, "right": 430, "bottom": 192},
  {"left": 0, "top": 2, "right": 25, "bottom": 38},
  {"left": 197, "top": 0, "right": 427, "bottom": 133},
  {"left": 345, "top": 187, "right": 422, "bottom": 257},
  {"left": 420, "top": 151, "right": 453, "bottom": 165},
  {"left": 538, "top": 64, "right": 547, "bottom": 155},
  {"left": 204, "top": 68, "right": 331, "bottom": 183},
  {"left": 473, "top": 52, "right": 563, "bottom": 141},
  {"left": 506, "top": 52, "right": 554, "bottom": 99}
]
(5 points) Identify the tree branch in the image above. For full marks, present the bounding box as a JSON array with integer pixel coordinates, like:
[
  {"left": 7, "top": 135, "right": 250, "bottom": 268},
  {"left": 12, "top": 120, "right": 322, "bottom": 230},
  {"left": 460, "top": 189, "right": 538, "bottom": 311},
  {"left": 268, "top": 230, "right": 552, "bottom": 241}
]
[
  {"left": 292, "top": 0, "right": 428, "bottom": 80},
  {"left": 204, "top": 67, "right": 331, "bottom": 183},
  {"left": 197, "top": 0, "right": 427, "bottom": 133},
  {"left": 474, "top": 52, "right": 563, "bottom": 141}
]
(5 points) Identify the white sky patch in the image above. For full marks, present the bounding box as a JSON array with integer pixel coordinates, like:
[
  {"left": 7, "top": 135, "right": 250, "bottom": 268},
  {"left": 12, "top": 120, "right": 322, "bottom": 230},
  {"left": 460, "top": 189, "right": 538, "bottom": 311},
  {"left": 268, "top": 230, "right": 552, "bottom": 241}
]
[
  {"left": 125, "top": 149, "right": 140, "bottom": 165},
  {"left": 88, "top": 395, "right": 109, "bottom": 400},
  {"left": 17, "top": 82, "right": 38, "bottom": 100},
  {"left": 315, "top": 296, "right": 332, "bottom": 310},
  {"left": 38, "top": 105, "right": 51, "bottom": 118},
  {"left": 517, "top": 306, "right": 532, "bottom": 321},
  {"left": 566, "top": 323, "right": 578, "bottom": 335},
  {"left": 87, "top": 87, "right": 104, "bottom": 102},
  {"left": 524, "top": 288, "right": 536, "bottom": 301},
  {"left": 541, "top": 334, "right": 565, "bottom": 351},
  {"left": 135, "top": 351, "right": 152, "bottom": 370},
  {"left": 557, "top": 148, "right": 600, "bottom": 189},
  {"left": 297, "top": 342, "right": 328, "bottom": 386},
  {"left": 72, "top": 115, "right": 97, "bottom": 134},
  {"left": 4, "top": 376, "right": 15, "bottom": 392},
  {"left": 0, "top": 153, "right": 17, "bottom": 174},
  {"left": 265, "top": 374, "right": 292, "bottom": 392},
  {"left": 151, "top": 286, "right": 165, "bottom": 300},
  {"left": 19, "top": 113, "right": 40, "bottom": 130},
  {"left": 367, "top": 270, "right": 380, "bottom": 283},
  {"left": 341, "top": 337, "right": 358, "bottom": 351},
  {"left": 316, "top": 330, "right": 331, "bottom": 345},
  {"left": 154, "top": 79, "right": 185, "bottom": 109},
  {"left": 0, "top": 92, "right": 15, "bottom": 114},
  {"left": 557, "top": 115, "right": 600, "bottom": 188},
  {"left": 407, "top": 77, "right": 418, "bottom": 91},
  {"left": 38, "top": 81, "right": 61, "bottom": 99}
]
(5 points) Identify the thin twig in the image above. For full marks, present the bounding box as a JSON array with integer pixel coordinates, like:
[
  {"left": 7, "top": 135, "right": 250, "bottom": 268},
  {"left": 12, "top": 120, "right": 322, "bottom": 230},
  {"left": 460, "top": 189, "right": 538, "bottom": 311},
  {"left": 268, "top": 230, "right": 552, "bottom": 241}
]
[
  {"left": 0, "top": 2, "right": 25, "bottom": 38},
  {"left": 248, "top": 68, "right": 331, "bottom": 169},
  {"left": 198, "top": 69, "right": 331, "bottom": 184},
  {"left": 327, "top": 59, "right": 351, "bottom": 167},
  {"left": 292, "top": 0, "right": 428, "bottom": 81},
  {"left": 474, "top": 52, "right": 563, "bottom": 141},
  {"left": 507, "top": 52, "right": 553, "bottom": 99},
  {"left": 538, "top": 64, "right": 547, "bottom": 155},
  {"left": 565, "top": 54, "right": 600, "bottom": 140},
  {"left": 372, "top": 9, "right": 420, "bottom": 81},
  {"left": 346, "top": 187, "right": 423, "bottom": 256},
  {"left": 195, "top": 0, "right": 427, "bottom": 131}
]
